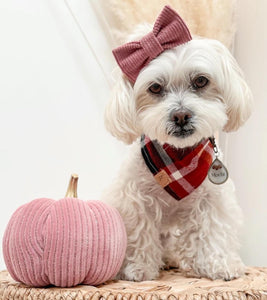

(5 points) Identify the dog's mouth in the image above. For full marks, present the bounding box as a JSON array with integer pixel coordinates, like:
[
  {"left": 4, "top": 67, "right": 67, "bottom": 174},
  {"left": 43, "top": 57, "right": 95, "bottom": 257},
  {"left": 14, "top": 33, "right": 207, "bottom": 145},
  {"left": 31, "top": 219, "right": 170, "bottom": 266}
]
[{"left": 167, "top": 126, "right": 195, "bottom": 138}]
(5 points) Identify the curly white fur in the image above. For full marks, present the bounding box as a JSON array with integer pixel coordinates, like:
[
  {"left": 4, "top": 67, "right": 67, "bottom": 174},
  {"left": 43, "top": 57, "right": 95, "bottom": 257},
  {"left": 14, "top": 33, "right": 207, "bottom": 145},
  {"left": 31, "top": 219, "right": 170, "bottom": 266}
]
[{"left": 102, "top": 26, "right": 252, "bottom": 281}]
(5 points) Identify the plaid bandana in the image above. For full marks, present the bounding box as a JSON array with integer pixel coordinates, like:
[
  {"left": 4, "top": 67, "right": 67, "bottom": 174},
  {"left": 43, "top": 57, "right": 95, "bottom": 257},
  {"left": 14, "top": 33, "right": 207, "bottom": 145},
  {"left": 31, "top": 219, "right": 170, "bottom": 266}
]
[{"left": 141, "top": 135, "right": 214, "bottom": 200}]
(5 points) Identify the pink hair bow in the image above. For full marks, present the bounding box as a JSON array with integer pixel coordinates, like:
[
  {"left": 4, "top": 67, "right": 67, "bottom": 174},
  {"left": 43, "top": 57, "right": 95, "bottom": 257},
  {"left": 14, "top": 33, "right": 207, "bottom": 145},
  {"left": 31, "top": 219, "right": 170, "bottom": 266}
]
[{"left": 112, "top": 6, "right": 192, "bottom": 83}]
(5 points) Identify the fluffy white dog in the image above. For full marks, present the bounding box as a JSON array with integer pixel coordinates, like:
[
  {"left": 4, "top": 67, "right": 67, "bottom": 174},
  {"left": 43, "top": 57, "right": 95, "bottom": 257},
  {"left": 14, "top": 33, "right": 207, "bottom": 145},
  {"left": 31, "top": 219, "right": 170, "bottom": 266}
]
[{"left": 103, "top": 18, "right": 252, "bottom": 282}]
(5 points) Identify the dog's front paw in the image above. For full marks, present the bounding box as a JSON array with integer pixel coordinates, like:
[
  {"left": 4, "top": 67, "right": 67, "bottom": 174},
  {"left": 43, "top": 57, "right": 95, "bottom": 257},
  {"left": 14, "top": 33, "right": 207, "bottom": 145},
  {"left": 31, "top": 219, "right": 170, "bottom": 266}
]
[
  {"left": 116, "top": 263, "right": 160, "bottom": 282},
  {"left": 180, "top": 257, "right": 245, "bottom": 281},
  {"left": 221, "top": 261, "right": 245, "bottom": 281},
  {"left": 198, "top": 260, "right": 245, "bottom": 281}
]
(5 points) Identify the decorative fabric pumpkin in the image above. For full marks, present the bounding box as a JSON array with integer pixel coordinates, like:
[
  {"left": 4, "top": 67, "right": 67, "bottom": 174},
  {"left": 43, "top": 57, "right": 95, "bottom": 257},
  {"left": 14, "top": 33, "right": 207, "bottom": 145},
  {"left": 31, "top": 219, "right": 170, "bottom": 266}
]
[{"left": 3, "top": 174, "right": 127, "bottom": 287}]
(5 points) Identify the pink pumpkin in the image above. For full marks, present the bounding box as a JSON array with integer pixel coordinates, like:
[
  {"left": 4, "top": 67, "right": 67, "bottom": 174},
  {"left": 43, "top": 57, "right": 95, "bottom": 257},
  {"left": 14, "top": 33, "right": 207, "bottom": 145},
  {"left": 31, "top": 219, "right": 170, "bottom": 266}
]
[{"left": 3, "top": 174, "right": 127, "bottom": 287}]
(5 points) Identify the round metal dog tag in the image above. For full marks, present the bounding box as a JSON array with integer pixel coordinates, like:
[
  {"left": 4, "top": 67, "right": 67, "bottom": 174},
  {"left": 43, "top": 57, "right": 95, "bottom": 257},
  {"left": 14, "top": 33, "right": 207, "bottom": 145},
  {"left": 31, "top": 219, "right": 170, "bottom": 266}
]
[{"left": 208, "top": 158, "right": 229, "bottom": 185}]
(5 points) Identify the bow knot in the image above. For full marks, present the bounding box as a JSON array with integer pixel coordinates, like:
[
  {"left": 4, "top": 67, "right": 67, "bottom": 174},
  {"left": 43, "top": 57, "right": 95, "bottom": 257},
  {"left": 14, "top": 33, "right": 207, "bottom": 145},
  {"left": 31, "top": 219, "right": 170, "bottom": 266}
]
[
  {"left": 140, "top": 32, "right": 164, "bottom": 59},
  {"left": 112, "top": 6, "right": 192, "bottom": 83}
]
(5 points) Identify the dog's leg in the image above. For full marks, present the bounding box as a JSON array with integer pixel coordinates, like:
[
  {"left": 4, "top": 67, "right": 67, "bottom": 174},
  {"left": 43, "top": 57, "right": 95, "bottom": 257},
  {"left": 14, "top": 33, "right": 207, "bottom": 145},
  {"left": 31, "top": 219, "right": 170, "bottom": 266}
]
[
  {"left": 117, "top": 216, "right": 164, "bottom": 281},
  {"left": 174, "top": 181, "right": 245, "bottom": 280},
  {"left": 161, "top": 230, "right": 180, "bottom": 269},
  {"left": 102, "top": 179, "right": 164, "bottom": 281}
]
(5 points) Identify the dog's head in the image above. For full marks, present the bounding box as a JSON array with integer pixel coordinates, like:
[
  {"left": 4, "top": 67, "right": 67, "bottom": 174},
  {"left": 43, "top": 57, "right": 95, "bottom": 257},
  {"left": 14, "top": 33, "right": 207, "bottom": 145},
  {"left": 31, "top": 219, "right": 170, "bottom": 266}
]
[{"left": 105, "top": 24, "right": 252, "bottom": 148}]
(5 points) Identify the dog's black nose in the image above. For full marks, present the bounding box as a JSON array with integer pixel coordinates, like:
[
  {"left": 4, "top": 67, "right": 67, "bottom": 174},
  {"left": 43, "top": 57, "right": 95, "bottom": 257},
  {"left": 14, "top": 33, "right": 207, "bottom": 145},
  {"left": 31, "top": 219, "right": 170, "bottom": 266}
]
[{"left": 171, "top": 110, "right": 192, "bottom": 127}]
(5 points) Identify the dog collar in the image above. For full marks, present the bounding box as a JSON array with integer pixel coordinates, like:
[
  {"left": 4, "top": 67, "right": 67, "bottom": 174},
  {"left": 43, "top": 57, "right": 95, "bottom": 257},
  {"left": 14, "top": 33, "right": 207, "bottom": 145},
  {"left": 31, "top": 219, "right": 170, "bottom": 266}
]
[{"left": 141, "top": 135, "right": 214, "bottom": 200}]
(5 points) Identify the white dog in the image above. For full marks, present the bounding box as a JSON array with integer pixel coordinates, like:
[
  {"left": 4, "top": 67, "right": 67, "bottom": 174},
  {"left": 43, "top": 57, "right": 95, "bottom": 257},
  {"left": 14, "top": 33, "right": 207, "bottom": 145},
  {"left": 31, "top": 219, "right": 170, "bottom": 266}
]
[{"left": 102, "top": 7, "right": 252, "bottom": 282}]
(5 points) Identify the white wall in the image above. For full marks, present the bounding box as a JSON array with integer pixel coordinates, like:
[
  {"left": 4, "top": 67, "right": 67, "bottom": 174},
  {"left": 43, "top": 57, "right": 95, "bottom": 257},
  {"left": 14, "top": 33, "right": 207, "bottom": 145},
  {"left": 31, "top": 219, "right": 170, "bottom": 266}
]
[
  {"left": 226, "top": 0, "right": 267, "bottom": 266},
  {"left": 0, "top": 0, "right": 266, "bottom": 272},
  {"left": 0, "top": 0, "right": 126, "bottom": 270}
]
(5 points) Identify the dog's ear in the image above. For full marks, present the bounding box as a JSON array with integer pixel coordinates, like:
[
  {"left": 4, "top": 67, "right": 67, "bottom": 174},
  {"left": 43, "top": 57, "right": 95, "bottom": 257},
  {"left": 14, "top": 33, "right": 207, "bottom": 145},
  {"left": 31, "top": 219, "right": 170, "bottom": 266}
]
[
  {"left": 105, "top": 24, "right": 152, "bottom": 144},
  {"left": 104, "top": 71, "right": 141, "bottom": 144},
  {"left": 213, "top": 41, "right": 253, "bottom": 132}
]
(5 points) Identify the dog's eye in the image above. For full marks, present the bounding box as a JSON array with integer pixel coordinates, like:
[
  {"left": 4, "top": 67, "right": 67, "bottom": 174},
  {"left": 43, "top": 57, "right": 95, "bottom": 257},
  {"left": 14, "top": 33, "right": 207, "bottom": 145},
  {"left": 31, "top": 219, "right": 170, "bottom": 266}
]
[
  {"left": 148, "top": 83, "right": 162, "bottom": 94},
  {"left": 193, "top": 76, "right": 209, "bottom": 89}
]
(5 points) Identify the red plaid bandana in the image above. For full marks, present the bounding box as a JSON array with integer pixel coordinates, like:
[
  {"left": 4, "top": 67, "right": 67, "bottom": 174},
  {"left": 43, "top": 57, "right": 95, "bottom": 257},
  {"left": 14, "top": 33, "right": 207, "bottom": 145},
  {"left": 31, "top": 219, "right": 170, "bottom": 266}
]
[{"left": 141, "top": 135, "right": 214, "bottom": 200}]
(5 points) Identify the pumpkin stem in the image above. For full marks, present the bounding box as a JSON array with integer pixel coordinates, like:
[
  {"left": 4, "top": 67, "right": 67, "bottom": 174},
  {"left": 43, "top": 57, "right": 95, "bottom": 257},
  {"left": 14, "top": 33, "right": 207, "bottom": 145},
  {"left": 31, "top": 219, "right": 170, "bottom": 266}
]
[{"left": 65, "top": 174, "right": 78, "bottom": 198}]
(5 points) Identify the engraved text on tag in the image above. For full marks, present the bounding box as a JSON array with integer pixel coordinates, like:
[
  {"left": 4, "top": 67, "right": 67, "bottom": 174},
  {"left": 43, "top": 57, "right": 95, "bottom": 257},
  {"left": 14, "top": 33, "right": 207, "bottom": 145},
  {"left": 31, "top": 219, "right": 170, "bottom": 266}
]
[{"left": 208, "top": 158, "right": 229, "bottom": 185}]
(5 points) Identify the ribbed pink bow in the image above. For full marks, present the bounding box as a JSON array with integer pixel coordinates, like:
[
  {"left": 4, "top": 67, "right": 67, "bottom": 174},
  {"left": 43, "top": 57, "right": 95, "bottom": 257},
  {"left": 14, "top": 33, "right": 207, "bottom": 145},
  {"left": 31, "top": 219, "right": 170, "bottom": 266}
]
[{"left": 112, "top": 6, "right": 192, "bottom": 83}]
